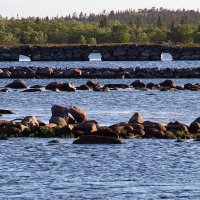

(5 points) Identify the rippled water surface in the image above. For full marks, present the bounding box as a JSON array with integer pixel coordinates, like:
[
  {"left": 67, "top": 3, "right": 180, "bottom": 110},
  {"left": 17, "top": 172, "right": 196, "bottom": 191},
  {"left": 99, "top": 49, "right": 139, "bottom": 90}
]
[
  {"left": 1, "top": 58, "right": 200, "bottom": 199},
  {"left": 0, "top": 138, "right": 200, "bottom": 199},
  {"left": 1, "top": 78, "right": 200, "bottom": 125}
]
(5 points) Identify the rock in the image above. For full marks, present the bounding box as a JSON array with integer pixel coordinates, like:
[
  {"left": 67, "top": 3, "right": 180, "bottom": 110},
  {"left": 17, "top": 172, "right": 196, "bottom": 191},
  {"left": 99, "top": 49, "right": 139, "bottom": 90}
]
[
  {"left": 189, "top": 122, "right": 200, "bottom": 133},
  {"left": 130, "top": 80, "right": 146, "bottom": 88},
  {"left": 73, "top": 121, "right": 98, "bottom": 134},
  {"left": 63, "top": 68, "right": 82, "bottom": 78},
  {"left": 5, "top": 80, "right": 27, "bottom": 89},
  {"left": 86, "top": 80, "right": 101, "bottom": 90},
  {"left": 0, "top": 127, "right": 21, "bottom": 137},
  {"left": 60, "top": 82, "right": 76, "bottom": 91},
  {"left": 0, "top": 88, "right": 9, "bottom": 92},
  {"left": 48, "top": 140, "right": 60, "bottom": 144},
  {"left": 143, "top": 121, "right": 166, "bottom": 132},
  {"left": 129, "top": 123, "right": 144, "bottom": 130},
  {"left": 191, "top": 117, "right": 200, "bottom": 124},
  {"left": 51, "top": 105, "right": 87, "bottom": 123},
  {"left": 73, "top": 135, "right": 124, "bottom": 144},
  {"left": 160, "top": 80, "right": 176, "bottom": 88},
  {"left": 49, "top": 117, "right": 67, "bottom": 127},
  {"left": 103, "top": 84, "right": 130, "bottom": 89},
  {"left": 0, "top": 109, "right": 14, "bottom": 114},
  {"left": 128, "top": 112, "right": 144, "bottom": 124},
  {"left": 175, "top": 139, "right": 184, "bottom": 142},
  {"left": 146, "top": 83, "right": 155, "bottom": 89},
  {"left": 77, "top": 85, "right": 90, "bottom": 90},
  {"left": 144, "top": 128, "right": 165, "bottom": 139},
  {"left": 22, "top": 116, "right": 39, "bottom": 127},
  {"left": 109, "top": 123, "right": 134, "bottom": 135},
  {"left": 45, "top": 82, "right": 62, "bottom": 91},
  {"left": 95, "top": 127, "right": 119, "bottom": 138},
  {"left": 167, "top": 121, "right": 189, "bottom": 132},
  {"left": 22, "top": 88, "right": 42, "bottom": 92},
  {"left": 37, "top": 67, "right": 54, "bottom": 77},
  {"left": 30, "top": 85, "right": 44, "bottom": 89}
]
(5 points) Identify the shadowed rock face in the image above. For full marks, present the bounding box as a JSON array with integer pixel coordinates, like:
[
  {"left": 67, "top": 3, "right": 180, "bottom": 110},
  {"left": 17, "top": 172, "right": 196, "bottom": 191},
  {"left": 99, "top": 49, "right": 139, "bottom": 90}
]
[{"left": 73, "top": 135, "right": 124, "bottom": 144}]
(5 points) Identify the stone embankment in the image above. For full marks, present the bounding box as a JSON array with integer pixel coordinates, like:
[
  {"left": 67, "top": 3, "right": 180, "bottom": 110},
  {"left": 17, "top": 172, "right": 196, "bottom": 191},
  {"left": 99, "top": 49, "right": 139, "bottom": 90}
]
[
  {"left": 1, "top": 79, "right": 200, "bottom": 92},
  {"left": 0, "top": 45, "right": 200, "bottom": 61},
  {"left": 1, "top": 67, "right": 200, "bottom": 79},
  {"left": 0, "top": 105, "right": 200, "bottom": 143}
]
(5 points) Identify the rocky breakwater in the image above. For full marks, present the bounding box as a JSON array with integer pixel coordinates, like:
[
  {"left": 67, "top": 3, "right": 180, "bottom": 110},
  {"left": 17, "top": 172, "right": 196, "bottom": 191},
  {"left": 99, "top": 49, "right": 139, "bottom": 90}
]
[
  {"left": 3, "top": 79, "right": 200, "bottom": 93},
  {"left": 2, "top": 66, "right": 200, "bottom": 79},
  {"left": 1, "top": 105, "right": 200, "bottom": 143}
]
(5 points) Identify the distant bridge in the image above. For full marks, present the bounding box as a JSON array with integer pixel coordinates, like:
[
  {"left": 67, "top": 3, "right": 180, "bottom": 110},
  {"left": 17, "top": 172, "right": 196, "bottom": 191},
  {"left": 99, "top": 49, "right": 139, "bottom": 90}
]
[{"left": 0, "top": 44, "right": 200, "bottom": 61}]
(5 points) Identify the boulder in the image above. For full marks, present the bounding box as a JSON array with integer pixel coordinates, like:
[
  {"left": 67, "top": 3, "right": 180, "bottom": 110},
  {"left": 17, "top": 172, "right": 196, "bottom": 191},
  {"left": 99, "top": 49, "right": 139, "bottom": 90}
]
[
  {"left": 22, "top": 116, "right": 39, "bottom": 127},
  {"left": 143, "top": 121, "right": 166, "bottom": 132},
  {"left": 51, "top": 105, "right": 87, "bottom": 123},
  {"left": 45, "top": 82, "right": 62, "bottom": 91},
  {"left": 73, "top": 135, "right": 124, "bottom": 144},
  {"left": 128, "top": 112, "right": 144, "bottom": 124},
  {"left": 5, "top": 80, "right": 27, "bottom": 89},
  {"left": 60, "top": 82, "right": 76, "bottom": 91},
  {"left": 144, "top": 128, "right": 165, "bottom": 139},
  {"left": 49, "top": 117, "right": 67, "bottom": 127},
  {"left": 189, "top": 122, "right": 200, "bottom": 133},
  {"left": 86, "top": 80, "right": 101, "bottom": 90},
  {"left": 77, "top": 85, "right": 90, "bottom": 90},
  {"left": 0, "top": 88, "right": 9, "bottom": 92},
  {"left": 73, "top": 121, "right": 98, "bottom": 134},
  {"left": 0, "top": 127, "right": 21, "bottom": 137},
  {"left": 160, "top": 80, "right": 176, "bottom": 88},
  {"left": 48, "top": 140, "right": 60, "bottom": 144},
  {"left": 130, "top": 80, "right": 146, "bottom": 89}
]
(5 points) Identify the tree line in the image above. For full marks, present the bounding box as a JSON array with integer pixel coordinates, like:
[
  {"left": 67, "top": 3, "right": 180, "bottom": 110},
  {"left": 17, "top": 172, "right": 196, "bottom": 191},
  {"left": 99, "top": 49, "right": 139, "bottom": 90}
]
[{"left": 0, "top": 8, "right": 200, "bottom": 45}]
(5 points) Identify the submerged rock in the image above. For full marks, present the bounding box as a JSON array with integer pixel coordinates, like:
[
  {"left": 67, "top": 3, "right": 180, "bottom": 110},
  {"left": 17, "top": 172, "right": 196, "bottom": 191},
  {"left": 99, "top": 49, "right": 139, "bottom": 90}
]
[
  {"left": 73, "top": 135, "right": 124, "bottom": 144},
  {"left": 0, "top": 109, "right": 14, "bottom": 114}
]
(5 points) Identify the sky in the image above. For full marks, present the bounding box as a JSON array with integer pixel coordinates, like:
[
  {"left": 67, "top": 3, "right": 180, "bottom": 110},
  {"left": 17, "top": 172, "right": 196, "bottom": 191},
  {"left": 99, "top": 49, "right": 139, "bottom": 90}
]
[{"left": 1, "top": 0, "right": 200, "bottom": 18}]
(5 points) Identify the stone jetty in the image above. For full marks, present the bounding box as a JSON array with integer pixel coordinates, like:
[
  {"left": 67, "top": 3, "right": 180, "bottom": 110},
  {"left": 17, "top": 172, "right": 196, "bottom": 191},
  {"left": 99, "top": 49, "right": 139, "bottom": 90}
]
[
  {"left": 0, "top": 105, "right": 200, "bottom": 142},
  {"left": 1, "top": 66, "right": 200, "bottom": 79}
]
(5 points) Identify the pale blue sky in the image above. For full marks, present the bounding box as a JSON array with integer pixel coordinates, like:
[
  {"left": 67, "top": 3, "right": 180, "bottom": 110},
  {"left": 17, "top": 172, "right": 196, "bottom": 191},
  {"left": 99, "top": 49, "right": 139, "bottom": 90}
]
[{"left": 1, "top": 0, "right": 200, "bottom": 18}]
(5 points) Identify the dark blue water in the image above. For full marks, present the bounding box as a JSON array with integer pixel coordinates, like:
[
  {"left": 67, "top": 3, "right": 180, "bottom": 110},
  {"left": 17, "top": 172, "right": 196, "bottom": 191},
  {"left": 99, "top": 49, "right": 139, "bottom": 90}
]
[
  {"left": 0, "top": 138, "right": 199, "bottom": 199},
  {"left": 1, "top": 58, "right": 200, "bottom": 199}
]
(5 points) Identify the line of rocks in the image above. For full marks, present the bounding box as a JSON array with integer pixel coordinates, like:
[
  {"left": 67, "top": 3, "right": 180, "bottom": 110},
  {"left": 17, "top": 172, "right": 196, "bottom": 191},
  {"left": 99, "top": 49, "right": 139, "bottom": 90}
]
[
  {"left": 1, "top": 105, "right": 200, "bottom": 143},
  {"left": 1, "top": 67, "right": 200, "bottom": 79},
  {"left": 2, "top": 79, "right": 200, "bottom": 93}
]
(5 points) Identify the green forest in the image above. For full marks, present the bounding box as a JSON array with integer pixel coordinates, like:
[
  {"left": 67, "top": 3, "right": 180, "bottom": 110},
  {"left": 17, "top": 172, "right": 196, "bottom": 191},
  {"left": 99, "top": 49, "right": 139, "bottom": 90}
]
[{"left": 1, "top": 8, "right": 200, "bottom": 45}]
